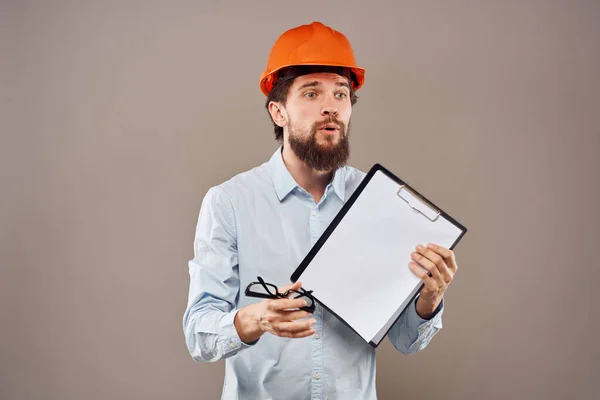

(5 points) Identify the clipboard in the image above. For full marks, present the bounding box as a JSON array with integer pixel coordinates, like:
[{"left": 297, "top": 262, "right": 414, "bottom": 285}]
[{"left": 290, "top": 163, "right": 467, "bottom": 348}]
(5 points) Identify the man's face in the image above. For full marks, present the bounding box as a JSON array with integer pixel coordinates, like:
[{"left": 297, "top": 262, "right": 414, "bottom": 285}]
[{"left": 283, "top": 72, "right": 353, "bottom": 171}]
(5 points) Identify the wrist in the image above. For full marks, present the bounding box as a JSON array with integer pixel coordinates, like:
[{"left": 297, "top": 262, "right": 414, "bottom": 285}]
[
  {"left": 415, "top": 295, "right": 441, "bottom": 320},
  {"left": 234, "top": 304, "right": 264, "bottom": 344}
]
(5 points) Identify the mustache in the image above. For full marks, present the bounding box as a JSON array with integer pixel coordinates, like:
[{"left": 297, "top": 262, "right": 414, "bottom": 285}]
[{"left": 313, "top": 116, "right": 345, "bottom": 131}]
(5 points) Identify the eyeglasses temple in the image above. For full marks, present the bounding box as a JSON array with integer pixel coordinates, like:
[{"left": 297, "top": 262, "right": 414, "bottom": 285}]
[{"left": 257, "top": 276, "right": 279, "bottom": 297}]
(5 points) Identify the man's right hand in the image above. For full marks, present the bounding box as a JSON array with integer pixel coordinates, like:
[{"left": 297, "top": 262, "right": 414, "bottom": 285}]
[{"left": 234, "top": 281, "right": 316, "bottom": 343}]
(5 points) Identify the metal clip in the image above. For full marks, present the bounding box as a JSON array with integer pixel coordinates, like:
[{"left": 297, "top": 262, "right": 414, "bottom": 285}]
[{"left": 397, "top": 185, "right": 441, "bottom": 222}]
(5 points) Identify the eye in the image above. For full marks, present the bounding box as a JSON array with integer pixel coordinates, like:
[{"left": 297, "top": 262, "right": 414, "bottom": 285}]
[
  {"left": 336, "top": 92, "right": 348, "bottom": 99},
  {"left": 304, "top": 92, "right": 317, "bottom": 99}
]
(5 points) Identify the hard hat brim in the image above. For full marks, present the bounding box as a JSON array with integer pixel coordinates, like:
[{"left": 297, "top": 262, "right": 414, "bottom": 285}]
[{"left": 260, "top": 63, "right": 365, "bottom": 96}]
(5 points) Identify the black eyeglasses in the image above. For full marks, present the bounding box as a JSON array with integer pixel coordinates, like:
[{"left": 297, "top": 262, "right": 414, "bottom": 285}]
[{"left": 245, "top": 276, "right": 316, "bottom": 314}]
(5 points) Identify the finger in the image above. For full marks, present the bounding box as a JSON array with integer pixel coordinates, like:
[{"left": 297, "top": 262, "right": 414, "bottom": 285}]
[
  {"left": 411, "top": 249, "right": 444, "bottom": 284},
  {"left": 415, "top": 245, "right": 446, "bottom": 268},
  {"left": 426, "top": 243, "right": 458, "bottom": 273},
  {"left": 415, "top": 250, "right": 453, "bottom": 283},
  {"left": 440, "top": 266, "right": 453, "bottom": 284},
  {"left": 409, "top": 263, "right": 441, "bottom": 293},
  {"left": 291, "top": 328, "right": 317, "bottom": 338},
  {"left": 266, "top": 309, "right": 312, "bottom": 323},
  {"left": 259, "top": 312, "right": 307, "bottom": 328},
  {"left": 278, "top": 280, "right": 302, "bottom": 295},
  {"left": 260, "top": 315, "right": 316, "bottom": 338},
  {"left": 267, "top": 297, "right": 309, "bottom": 311},
  {"left": 280, "top": 309, "right": 312, "bottom": 321},
  {"left": 415, "top": 245, "right": 453, "bottom": 277},
  {"left": 409, "top": 262, "right": 436, "bottom": 286},
  {"left": 275, "top": 327, "right": 316, "bottom": 339},
  {"left": 419, "top": 245, "right": 455, "bottom": 282},
  {"left": 274, "top": 318, "right": 316, "bottom": 334}
]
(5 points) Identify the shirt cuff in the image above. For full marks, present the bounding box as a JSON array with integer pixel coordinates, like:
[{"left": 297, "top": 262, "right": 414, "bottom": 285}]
[
  {"left": 406, "top": 296, "right": 444, "bottom": 334},
  {"left": 218, "top": 310, "right": 259, "bottom": 356}
]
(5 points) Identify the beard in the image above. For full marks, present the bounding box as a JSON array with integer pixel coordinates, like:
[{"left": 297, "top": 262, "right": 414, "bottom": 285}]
[{"left": 287, "top": 116, "right": 351, "bottom": 172}]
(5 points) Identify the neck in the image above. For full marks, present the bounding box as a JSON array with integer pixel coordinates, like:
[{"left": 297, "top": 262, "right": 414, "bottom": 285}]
[{"left": 281, "top": 143, "right": 334, "bottom": 204}]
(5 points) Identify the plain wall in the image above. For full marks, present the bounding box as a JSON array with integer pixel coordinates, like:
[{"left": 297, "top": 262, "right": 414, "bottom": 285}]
[{"left": 1, "top": 1, "right": 599, "bottom": 399}]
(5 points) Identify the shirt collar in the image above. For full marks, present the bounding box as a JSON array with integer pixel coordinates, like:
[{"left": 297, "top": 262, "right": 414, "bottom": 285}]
[
  {"left": 331, "top": 166, "right": 346, "bottom": 202},
  {"left": 270, "top": 147, "right": 298, "bottom": 201},
  {"left": 269, "top": 146, "right": 346, "bottom": 202}
]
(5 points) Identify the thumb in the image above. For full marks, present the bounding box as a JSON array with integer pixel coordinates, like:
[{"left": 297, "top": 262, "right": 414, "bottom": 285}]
[{"left": 278, "top": 280, "right": 302, "bottom": 294}]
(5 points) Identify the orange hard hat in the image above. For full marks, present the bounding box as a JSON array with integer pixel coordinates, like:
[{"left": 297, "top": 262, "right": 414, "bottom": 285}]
[{"left": 259, "top": 21, "right": 365, "bottom": 96}]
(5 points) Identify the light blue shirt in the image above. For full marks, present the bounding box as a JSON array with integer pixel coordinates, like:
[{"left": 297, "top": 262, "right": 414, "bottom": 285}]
[{"left": 183, "top": 146, "right": 443, "bottom": 400}]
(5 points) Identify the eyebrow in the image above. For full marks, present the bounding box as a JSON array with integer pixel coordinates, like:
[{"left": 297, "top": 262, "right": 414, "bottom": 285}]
[
  {"left": 296, "top": 80, "right": 351, "bottom": 91},
  {"left": 336, "top": 81, "right": 351, "bottom": 91}
]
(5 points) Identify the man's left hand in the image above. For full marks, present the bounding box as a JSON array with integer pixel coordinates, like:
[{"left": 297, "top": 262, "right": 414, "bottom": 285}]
[{"left": 408, "top": 243, "right": 458, "bottom": 319}]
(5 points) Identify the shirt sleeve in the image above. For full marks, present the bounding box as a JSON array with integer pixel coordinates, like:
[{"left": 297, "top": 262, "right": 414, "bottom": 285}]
[
  {"left": 182, "top": 186, "right": 258, "bottom": 362},
  {"left": 386, "top": 294, "right": 444, "bottom": 355}
]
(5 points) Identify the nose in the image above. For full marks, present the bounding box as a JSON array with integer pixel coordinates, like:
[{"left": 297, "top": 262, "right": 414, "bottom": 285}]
[
  {"left": 321, "top": 96, "right": 338, "bottom": 116},
  {"left": 321, "top": 106, "right": 338, "bottom": 116}
]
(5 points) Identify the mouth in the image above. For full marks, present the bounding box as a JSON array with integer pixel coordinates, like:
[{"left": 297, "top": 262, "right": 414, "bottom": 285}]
[{"left": 318, "top": 123, "right": 340, "bottom": 136}]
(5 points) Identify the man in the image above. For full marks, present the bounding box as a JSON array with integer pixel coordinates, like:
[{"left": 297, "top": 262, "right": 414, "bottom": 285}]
[{"left": 183, "top": 21, "right": 459, "bottom": 399}]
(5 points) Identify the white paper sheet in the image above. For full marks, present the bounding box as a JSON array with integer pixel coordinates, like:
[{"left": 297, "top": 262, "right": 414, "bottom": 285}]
[{"left": 297, "top": 170, "right": 464, "bottom": 343}]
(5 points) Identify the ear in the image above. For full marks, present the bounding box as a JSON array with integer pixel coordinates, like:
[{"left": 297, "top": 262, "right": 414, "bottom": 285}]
[{"left": 268, "top": 101, "right": 288, "bottom": 128}]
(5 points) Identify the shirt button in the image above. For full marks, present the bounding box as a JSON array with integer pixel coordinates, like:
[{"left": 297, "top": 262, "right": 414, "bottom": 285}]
[
  {"left": 314, "top": 373, "right": 321, "bottom": 380},
  {"left": 315, "top": 333, "right": 320, "bottom": 339},
  {"left": 230, "top": 342, "right": 238, "bottom": 349},
  {"left": 312, "top": 210, "right": 317, "bottom": 216}
]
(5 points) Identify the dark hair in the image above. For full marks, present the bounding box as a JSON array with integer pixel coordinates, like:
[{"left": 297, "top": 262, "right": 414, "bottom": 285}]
[{"left": 265, "top": 66, "right": 359, "bottom": 141}]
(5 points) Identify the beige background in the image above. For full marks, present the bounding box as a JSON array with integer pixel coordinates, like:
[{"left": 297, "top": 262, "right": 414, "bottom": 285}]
[{"left": 1, "top": 1, "right": 599, "bottom": 399}]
